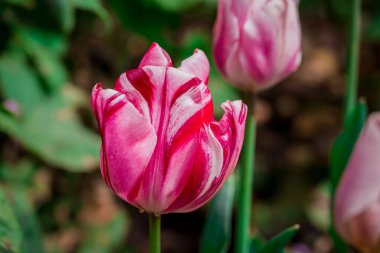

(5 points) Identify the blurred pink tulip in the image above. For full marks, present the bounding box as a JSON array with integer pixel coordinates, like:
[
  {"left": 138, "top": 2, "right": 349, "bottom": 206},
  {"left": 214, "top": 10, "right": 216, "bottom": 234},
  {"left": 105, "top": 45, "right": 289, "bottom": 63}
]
[
  {"left": 213, "top": 0, "right": 302, "bottom": 91},
  {"left": 92, "top": 43, "right": 247, "bottom": 215},
  {"left": 334, "top": 113, "right": 380, "bottom": 252}
]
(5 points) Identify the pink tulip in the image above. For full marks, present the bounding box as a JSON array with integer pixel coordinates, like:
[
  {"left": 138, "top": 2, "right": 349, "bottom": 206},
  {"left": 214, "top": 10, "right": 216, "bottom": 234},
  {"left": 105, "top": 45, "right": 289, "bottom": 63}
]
[
  {"left": 92, "top": 43, "right": 247, "bottom": 215},
  {"left": 334, "top": 113, "right": 380, "bottom": 252},
  {"left": 213, "top": 0, "right": 302, "bottom": 90}
]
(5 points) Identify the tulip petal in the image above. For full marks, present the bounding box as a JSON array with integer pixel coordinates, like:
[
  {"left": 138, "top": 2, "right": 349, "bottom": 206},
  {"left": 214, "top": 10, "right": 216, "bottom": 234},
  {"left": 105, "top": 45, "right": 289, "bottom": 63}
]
[
  {"left": 93, "top": 85, "right": 157, "bottom": 205},
  {"left": 139, "top": 42, "right": 172, "bottom": 68},
  {"left": 213, "top": 0, "right": 240, "bottom": 75},
  {"left": 335, "top": 113, "right": 380, "bottom": 240},
  {"left": 179, "top": 49, "right": 210, "bottom": 84},
  {"left": 346, "top": 200, "right": 380, "bottom": 251},
  {"left": 92, "top": 83, "right": 125, "bottom": 131},
  {"left": 164, "top": 100, "right": 246, "bottom": 213}
]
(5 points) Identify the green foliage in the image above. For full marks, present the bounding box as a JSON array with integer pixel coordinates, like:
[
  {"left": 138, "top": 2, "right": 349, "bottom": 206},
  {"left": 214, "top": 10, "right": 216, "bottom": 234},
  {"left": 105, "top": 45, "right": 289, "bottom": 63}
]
[
  {"left": 9, "top": 187, "right": 46, "bottom": 253},
  {"left": 13, "top": 26, "right": 69, "bottom": 90},
  {"left": 0, "top": 48, "right": 99, "bottom": 172},
  {"left": 0, "top": 51, "right": 45, "bottom": 112},
  {"left": 250, "top": 225, "right": 299, "bottom": 253},
  {"left": 0, "top": 0, "right": 33, "bottom": 8},
  {"left": 0, "top": 186, "right": 22, "bottom": 253},
  {"left": 200, "top": 175, "right": 235, "bottom": 253},
  {"left": 0, "top": 93, "right": 100, "bottom": 171}
]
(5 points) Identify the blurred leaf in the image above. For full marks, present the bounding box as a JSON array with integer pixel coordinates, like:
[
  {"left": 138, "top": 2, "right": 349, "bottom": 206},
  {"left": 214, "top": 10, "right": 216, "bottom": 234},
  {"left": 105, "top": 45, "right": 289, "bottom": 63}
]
[
  {"left": 73, "top": 0, "right": 112, "bottom": 31},
  {"left": 108, "top": 0, "right": 179, "bottom": 49},
  {"left": 150, "top": 0, "right": 202, "bottom": 12},
  {"left": 329, "top": 0, "right": 350, "bottom": 19},
  {"left": 7, "top": 186, "right": 45, "bottom": 253},
  {"left": 366, "top": 14, "right": 380, "bottom": 40},
  {"left": 78, "top": 211, "right": 129, "bottom": 253},
  {"left": 56, "top": 0, "right": 111, "bottom": 33},
  {"left": 0, "top": 185, "right": 22, "bottom": 253},
  {"left": 250, "top": 235, "right": 265, "bottom": 253},
  {"left": 0, "top": 86, "right": 100, "bottom": 172},
  {"left": 14, "top": 27, "right": 69, "bottom": 89},
  {"left": 200, "top": 175, "right": 235, "bottom": 253},
  {"left": 0, "top": 160, "right": 36, "bottom": 186},
  {"left": 0, "top": 0, "right": 33, "bottom": 7},
  {"left": 53, "top": 0, "right": 75, "bottom": 32},
  {"left": 255, "top": 225, "right": 299, "bottom": 253},
  {"left": 0, "top": 51, "right": 45, "bottom": 112}
]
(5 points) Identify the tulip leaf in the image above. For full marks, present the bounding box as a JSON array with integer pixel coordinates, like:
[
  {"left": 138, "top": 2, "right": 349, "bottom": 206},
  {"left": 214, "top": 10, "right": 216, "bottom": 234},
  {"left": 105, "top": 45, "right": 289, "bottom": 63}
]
[
  {"left": 257, "top": 225, "right": 299, "bottom": 253},
  {"left": 0, "top": 102, "right": 100, "bottom": 172},
  {"left": 150, "top": 0, "right": 203, "bottom": 12},
  {"left": 0, "top": 186, "right": 22, "bottom": 253},
  {"left": 55, "top": 0, "right": 111, "bottom": 33},
  {"left": 0, "top": 51, "right": 45, "bottom": 112},
  {"left": 0, "top": 0, "right": 33, "bottom": 7},
  {"left": 0, "top": 83, "right": 100, "bottom": 171},
  {"left": 200, "top": 174, "right": 235, "bottom": 253},
  {"left": 7, "top": 186, "right": 45, "bottom": 253},
  {"left": 14, "top": 27, "right": 69, "bottom": 90},
  {"left": 73, "top": 0, "right": 112, "bottom": 31},
  {"left": 250, "top": 235, "right": 265, "bottom": 253},
  {"left": 108, "top": 0, "right": 179, "bottom": 49}
]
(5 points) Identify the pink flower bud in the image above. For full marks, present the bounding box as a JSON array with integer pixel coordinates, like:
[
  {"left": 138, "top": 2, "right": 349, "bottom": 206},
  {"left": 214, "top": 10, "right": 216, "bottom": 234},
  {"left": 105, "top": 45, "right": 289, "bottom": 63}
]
[
  {"left": 334, "top": 113, "right": 380, "bottom": 252},
  {"left": 213, "top": 0, "right": 302, "bottom": 90},
  {"left": 91, "top": 43, "right": 247, "bottom": 215}
]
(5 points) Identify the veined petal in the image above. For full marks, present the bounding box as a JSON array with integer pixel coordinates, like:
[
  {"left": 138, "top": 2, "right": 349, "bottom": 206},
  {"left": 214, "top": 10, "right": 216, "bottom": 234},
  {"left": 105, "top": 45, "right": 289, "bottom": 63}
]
[
  {"left": 96, "top": 86, "right": 157, "bottom": 205},
  {"left": 139, "top": 42, "right": 172, "bottom": 68},
  {"left": 179, "top": 49, "right": 210, "bottom": 84},
  {"left": 164, "top": 100, "right": 247, "bottom": 213}
]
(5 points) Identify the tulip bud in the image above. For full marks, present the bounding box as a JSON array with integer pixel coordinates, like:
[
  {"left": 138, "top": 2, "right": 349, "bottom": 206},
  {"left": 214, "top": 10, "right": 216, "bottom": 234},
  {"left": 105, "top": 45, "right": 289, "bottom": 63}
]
[
  {"left": 213, "top": 0, "right": 302, "bottom": 90},
  {"left": 92, "top": 43, "right": 247, "bottom": 215},
  {"left": 334, "top": 113, "right": 380, "bottom": 252}
]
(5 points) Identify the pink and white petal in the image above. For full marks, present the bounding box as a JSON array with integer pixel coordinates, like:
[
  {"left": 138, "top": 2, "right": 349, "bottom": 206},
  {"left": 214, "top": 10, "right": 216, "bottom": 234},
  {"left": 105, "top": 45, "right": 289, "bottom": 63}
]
[
  {"left": 166, "top": 81, "right": 213, "bottom": 149},
  {"left": 335, "top": 113, "right": 380, "bottom": 236},
  {"left": 157, "top": 137, "right": 199, "bottom": 211},
  {"left": 167, "top": 100, "right": 247, "bottom": 213},
  {"left": 101, "top": 98, "right": 157, "bottom": 205},
  {"left": 92, "top": 84, "right": 124, "bottom": 131},
  {"left": 139, "top": 42, "right": 172, "bottom": 68},
  {"left": 114, "top": 72, "right": 151, "bottom": 119},
  {"left": 163, "top": 128, "right": 214, "bottom": 213},
  {"left": 213, "top": 0, "right": 240, "bottom": 75},
  {"left": 179, "top": 49, "right": 210, "bottom": 84}
]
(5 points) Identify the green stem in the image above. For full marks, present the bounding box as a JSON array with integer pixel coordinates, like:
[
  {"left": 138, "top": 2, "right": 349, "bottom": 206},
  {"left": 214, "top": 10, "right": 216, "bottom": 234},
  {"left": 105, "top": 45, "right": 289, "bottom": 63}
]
[
  {"left": 149, "top": 214, "right": 161, "bottom": 253},
  {"left": 331, "top": 0, "right": 361, "bottom": 252},
  {"left": 235, "top": 92, "right": 256, "bottom": 253},
  {"left": 344, "top": 0, "right": 361, "bottom": 125}
]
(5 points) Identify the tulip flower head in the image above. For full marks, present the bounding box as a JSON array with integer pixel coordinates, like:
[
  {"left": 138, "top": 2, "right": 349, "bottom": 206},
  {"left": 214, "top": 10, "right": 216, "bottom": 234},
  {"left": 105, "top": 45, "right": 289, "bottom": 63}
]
[
  {"left": 213, "top": 0, "right": 302, "bottom": 91},
  {"left": 92, "top": 43, "right": 247, "bottom": 215},
  {"left": 334, "top": 113, "right": 380, "bottom": 253}
]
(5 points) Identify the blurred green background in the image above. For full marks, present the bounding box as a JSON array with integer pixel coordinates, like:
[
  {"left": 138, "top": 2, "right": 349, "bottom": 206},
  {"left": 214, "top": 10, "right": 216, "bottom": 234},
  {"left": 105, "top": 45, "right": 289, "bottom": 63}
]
[{"left": 0, "top": 0, "right": 380, "bottom": 252}]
